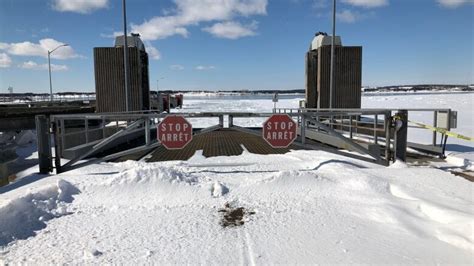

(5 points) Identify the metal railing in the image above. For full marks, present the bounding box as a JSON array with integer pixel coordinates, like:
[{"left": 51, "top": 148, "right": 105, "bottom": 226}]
[
  {"left": 276, "top": 108, "right": 456, "bottom": 160},
  {"left": 35, "top": 108, "right": 456, "bottom": 174}
]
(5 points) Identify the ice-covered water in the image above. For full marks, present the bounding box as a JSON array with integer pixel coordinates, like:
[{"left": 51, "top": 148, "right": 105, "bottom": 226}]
[{"left": 177, "top": 92, "right": 474, "bottom": 150}]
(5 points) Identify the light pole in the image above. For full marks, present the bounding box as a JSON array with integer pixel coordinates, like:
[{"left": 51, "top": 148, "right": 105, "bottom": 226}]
[
  {"left": 122, "top": 0, "right": 131, "bottom": 112},
  {"left": 329, "top": 0, "right": 336, "bottom": 109},
  {"left": 48, "top": 44, "right": 68, "bottom": 102}
]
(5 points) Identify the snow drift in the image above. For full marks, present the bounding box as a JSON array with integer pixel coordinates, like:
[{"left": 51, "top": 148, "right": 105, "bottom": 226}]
[
  {"left": 0, "top": 180, "right": 79, "bottom": 246},
  {"left": 0, "top": 150, "right": 472, "bottom": 264}
]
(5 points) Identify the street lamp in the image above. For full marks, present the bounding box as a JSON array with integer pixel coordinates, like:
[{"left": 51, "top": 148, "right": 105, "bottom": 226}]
[{"left": 48, "top": 44, "right": 68, "bottom": 102}]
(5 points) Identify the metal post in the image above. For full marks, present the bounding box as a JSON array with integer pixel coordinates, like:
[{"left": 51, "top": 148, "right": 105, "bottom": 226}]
[
  {"left": 123, "top": 0, "right": 131, "bottom": 112},
  {"left": 349, "top": 115, "right": 353, "bottom": 139},
  {"left": 48, "top": 52, "right": 53, "bottom": 102},
  {"left": 219, "top": 115, "right": 224, "bottom": 127},
  {"left": 60, "top": 118, "right": 66, "bottom": 157},
  {"left": 374, "top": 114, "right": 378, "bottom": 144},
  {"left": 36, "top": 115, "right": 52, "bottom": 174},
  {"left": 301, "top": 114, "right": 306, "bottom": 145},
  {"left": 85, "top": 118, "right": 89, "bottom": 143},
  {"left": 394, "top": 110, "right": 408, "bottom": 162},
  {"left": 228, "top": 115, "right": 233, "bottom": 127},
  {"left": 384, "top": 112, "right": 391, "bottom": 162},
  {"left": 329, "top": 0, "right": 336, "bottom": 109},
  {"left": 145, "top": 118, "right": 150, "bottom": 145},
  {"left": 53, "top": 120, "right": 62, "bottom": 174},
  {"left": 433, "top": 111, "right": 438, "bottom": 146}
]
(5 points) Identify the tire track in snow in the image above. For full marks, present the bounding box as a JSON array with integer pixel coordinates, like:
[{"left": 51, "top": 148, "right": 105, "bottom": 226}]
[{"left": 245, "top": 230, "right": 256, "bottom": 266}]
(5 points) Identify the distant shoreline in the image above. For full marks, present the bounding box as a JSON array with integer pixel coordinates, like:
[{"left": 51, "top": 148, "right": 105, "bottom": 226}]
[{"left": 1, "top": 85, "right": 473, "bottom": 98}]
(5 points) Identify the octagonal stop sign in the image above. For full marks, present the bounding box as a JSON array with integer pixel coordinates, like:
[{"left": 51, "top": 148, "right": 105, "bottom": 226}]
[
  {"left": 263, "top": 114, "right": 297, "bottom": 148},
  {"left": 157, "top": 115, "right": 193, "bottom": 150}
]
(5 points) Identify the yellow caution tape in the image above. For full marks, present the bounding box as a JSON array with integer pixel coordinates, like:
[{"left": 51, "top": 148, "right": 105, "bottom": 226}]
[{"left": 408, "top": 120, "right": 474, "bottom": 142}]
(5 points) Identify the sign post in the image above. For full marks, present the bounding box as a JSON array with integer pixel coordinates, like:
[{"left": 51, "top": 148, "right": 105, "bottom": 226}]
[
  {"left": 272, "top": 92, "right": 279, "bottom": 112},
  {"left": 157, "top": 116, "right": 193, "bottom": 149},
  {"left": 263, "top": 114, "right": 297, "bottom": 148}
]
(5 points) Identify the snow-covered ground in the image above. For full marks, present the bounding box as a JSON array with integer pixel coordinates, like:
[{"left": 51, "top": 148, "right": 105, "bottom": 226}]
[
  {"left": 1, "top": 150, "right": 473, "bottom": 264},
  {"left": 0, "top": 92, "right": 473, "bottom": 264}
]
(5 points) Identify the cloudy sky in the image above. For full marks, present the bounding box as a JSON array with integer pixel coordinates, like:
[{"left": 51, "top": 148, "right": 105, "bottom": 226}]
[{"left": 0, "top": 0, "right": 473, "bottom": 93}]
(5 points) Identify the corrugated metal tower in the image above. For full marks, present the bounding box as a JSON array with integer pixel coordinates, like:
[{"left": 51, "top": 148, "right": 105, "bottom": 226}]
[
  {"left": 305, "top": 33, "right": 362, "bottom": 109},
  {"left": 94, "top": 33, "right": 150, "bottom": 113}
]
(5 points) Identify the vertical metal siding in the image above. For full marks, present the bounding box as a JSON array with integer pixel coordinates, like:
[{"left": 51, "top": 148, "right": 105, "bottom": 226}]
[
  {"left": 94, "top": 47, "right": 150, "bottom": 113},
  {"left": 316, "top": 46, "right": 362, "bottom": 109}
]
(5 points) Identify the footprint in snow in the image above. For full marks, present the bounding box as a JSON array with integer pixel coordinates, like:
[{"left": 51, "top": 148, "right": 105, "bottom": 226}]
[
  {"left": 83, "top": 249, "right": 103, "bottom": 259},
  {"left": 211, "top": 181, "right": 229, "bottom": 198}
]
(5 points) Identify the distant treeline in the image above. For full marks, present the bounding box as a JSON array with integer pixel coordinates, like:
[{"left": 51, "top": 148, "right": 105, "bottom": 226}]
[{"left": 364, "top": 84, "right": 473, "bottom": 92}]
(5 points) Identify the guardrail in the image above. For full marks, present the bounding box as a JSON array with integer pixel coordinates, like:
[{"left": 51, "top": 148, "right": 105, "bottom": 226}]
[
  {"left": 35, "top": 108, "right": 456, "bottom": 174},
  {"left": 276, "top": 108, "right": 456, "bottom": 160}
]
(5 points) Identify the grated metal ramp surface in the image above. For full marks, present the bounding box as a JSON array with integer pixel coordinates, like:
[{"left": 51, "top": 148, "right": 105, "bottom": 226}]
[{"left": 145, "top": 128, "right": 301, "bottom": 162}]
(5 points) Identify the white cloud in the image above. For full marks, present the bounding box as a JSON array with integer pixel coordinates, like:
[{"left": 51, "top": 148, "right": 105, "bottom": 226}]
[
  {"left": 0, "top": 39, "right": 79, "bottom": 59},
  {"left": 170, "top": 64, "right": 185, "bottom": 70},
  {"left": 342, "top": 0, "right": 388, "bottom": 8},
  {"left": 52, "top": 0, "right": 108, "bottom": 14},
  {"left": 203, "top": 21, "right": 258, "bottom": 39},
  {"left": 0, "top": 53, "right": 12, "bottom": 68},
  {"left": 100, "top": 32, "right": 120, "bottom": 38},
  {"left": 130, "top": 0, "right": 267, "bottom": 41},
  {"left": 312, "top": 0, "right": 329, "bottom": 9},
  {"left": 437, "top": 0, "right": 473, "bottom": 8},
  {"left": 195, "top": 65, "right": 216, "bottom": 71},
  {"left": 129, "top": 16, "right": 189, "bottom": 40},
  {"left": 145, "top": 44, "right": 161, "bottom": 60},
  {"left": 19, "top": 61, "right": 68, "bottom": 71},
  {"left": 337, "top": 9, "right": 358, "bottom": 23}
]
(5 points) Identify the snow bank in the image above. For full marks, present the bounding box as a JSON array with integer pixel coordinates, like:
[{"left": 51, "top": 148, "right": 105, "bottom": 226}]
[
  {"left": 0, "top": 180, "right": 79, "bottom": 246},
  {"left": 1, "top": 150, "right": 472, "bottom": 264},
  {"left": 102, "top": 161, "right": 199, "bottom": 186}
]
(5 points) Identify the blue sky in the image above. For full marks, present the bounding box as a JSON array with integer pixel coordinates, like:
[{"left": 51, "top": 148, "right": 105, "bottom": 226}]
[{"left": 0, "top": 0, "right": 473, "bottom": 93}]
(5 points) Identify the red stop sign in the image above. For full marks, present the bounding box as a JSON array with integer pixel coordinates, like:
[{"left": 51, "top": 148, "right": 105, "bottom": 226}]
[
  {"left": 263, "top": 114, "right": 297, "bottom": 148},
  {"left": 157, "top": 116, "right": 193, "bottom": 150}
]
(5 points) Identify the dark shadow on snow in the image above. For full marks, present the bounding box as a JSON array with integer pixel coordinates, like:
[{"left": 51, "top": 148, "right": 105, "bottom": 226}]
[
  {"left": 445, "top": 144, "right": 474, "bottom": 153},
  {"left": 312, "top": 159, "right": 367, "bottom": 171},
  {"left": 0, "top": 173, "right": 50, "bottom": 194}
]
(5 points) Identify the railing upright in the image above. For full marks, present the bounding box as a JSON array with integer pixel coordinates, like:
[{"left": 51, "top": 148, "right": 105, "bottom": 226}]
[{"left": 374, "top": 114, "right": 378, "bottom": 144}]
